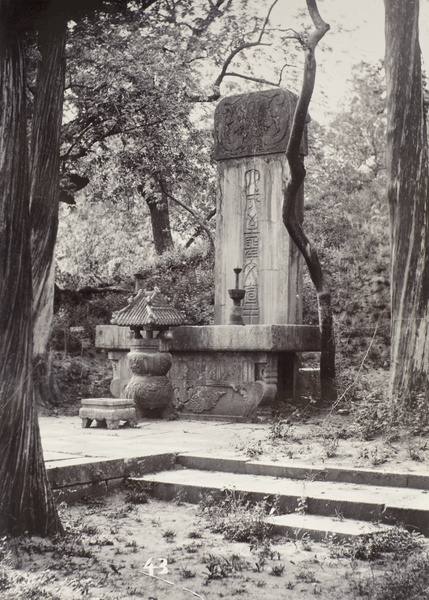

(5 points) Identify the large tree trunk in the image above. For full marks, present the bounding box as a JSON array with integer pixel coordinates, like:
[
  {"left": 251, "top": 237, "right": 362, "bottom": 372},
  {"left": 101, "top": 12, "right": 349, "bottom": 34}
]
[
  {"left": 145, "top": 191, "right": 174, "bottom": 255},
  {"left": 30, "top": 8, "right": 67, "bottom": 409},
  {"left": 384, "top": 0, "right": 429, "bottom": 400},
  {"left": 0, "top": 3, "right": 63, "bottom": 536}
]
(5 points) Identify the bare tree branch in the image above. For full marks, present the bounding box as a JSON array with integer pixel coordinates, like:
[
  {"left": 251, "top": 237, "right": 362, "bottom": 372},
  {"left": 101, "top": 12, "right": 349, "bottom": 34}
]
[
  {"left": 257, "top": 0, "right": 280, "bottom": 43},
  {"left": 61, "top": 118, "right": 122, "bottom": 161},
  {"left": 225, "top": 62, "right": 291, "bottom": 87},
  {"left": 188, "top": 0, "right": 280, "bottom": 102},
  {"left": 213, "top": 41, "right": 271, "bottom": 88}
]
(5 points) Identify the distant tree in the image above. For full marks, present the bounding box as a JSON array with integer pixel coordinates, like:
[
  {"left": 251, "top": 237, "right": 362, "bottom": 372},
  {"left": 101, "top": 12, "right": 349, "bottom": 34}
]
[
  {"left": 303, "top": 63, "right": 391, "bottom": 374},
  {"left": 384, "top": 0, "right": 429, "bottom": 401},
  {"left": 304, "top": 61, "right": 389, "bottom": 261},
  {"left": 307, "top": 61, "right": 387, "bottom": 195}
]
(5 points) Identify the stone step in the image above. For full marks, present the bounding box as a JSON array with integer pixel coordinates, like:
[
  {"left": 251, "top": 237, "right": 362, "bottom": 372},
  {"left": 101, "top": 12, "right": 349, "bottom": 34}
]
[
  {"left": 175, "top": 453, "right": 429, "bottom": 490},
  {"left": 130, "top": 467, "right": 429, "bottom": 536},
  {"left": 267, "top": 513, "right": 394, "bottom": 541}
]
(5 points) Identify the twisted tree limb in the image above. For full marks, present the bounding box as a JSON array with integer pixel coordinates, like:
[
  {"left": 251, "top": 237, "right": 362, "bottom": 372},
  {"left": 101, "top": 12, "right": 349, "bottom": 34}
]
[{"left": 282, "top": 0, "right": 336, "bottom": 403}]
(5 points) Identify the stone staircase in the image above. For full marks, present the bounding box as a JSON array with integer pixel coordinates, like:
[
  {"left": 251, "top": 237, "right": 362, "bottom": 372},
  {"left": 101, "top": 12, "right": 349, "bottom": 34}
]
[{"left": 130, "top": 454, "right": 429, "bottom": 540}]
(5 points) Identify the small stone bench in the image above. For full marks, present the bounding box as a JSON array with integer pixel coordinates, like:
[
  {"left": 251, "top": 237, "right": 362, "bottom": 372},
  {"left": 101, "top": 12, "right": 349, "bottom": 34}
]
[{"left": 79, "top": 398, "right": 137, "bottom": 430}]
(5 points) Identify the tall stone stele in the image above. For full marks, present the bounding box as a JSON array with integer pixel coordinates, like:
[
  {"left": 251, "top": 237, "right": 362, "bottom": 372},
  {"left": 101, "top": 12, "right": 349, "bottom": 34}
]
[{"left": 213, "top": 88, "right": 307, "bottom": 326}]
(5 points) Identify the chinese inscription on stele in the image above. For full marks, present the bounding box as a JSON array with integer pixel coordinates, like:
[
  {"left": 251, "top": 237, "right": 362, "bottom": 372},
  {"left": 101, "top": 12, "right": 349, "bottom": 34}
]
[{"left": 243, "top": 169, "right": 260, "bottom": 324}]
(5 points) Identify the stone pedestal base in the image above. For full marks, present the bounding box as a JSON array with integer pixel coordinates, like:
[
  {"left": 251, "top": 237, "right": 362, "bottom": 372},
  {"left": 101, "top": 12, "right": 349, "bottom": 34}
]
[
  {"left": 95, "top": 324, "right": 321, "bottom": 419},
  {"left": 124, "top": 339, "right": 173, "bottom": 415},
  {"left": 79, "top": 398, "right": 137, "bottom": 430},
  {"left": 163, "top": 325, "right": 319, "bottom": 418}
]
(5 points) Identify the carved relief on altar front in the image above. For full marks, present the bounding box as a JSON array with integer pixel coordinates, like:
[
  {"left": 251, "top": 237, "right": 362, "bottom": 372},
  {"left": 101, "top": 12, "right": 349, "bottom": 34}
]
[
  {"left": 169, "top": 351, "right": 279, "bottom": 417},
  {"left": 243, "top": 169, "right": 260, "bottom": 324},
  {"left": 169, "top": 352, "right": 271, "bottom": 413},
  {"left": 185, "top": 386, "right": 226, "bottom": 413}
]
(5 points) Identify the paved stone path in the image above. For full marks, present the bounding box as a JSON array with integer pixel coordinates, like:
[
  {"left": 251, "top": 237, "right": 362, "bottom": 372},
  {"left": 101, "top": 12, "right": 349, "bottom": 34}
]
[{"left": 40, "top": 416, "right": 268, "bottom": 463}]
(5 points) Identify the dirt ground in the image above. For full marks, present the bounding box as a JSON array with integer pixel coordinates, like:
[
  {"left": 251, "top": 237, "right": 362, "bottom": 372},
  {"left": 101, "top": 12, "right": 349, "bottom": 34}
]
[
  {"left": 1, "top": 491, "right": 428, "bottom": 600},
  {"left": 231, "top": 409, "right": 429, "bottom": 473},
  {"left": 5, "top": 365, "right": 429, "bottom": 599}
]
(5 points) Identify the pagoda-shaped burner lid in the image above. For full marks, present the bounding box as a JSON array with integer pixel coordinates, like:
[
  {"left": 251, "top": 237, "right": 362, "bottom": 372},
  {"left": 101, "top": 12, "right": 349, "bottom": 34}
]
[{"left": 111, "top": 289, "right": 184, "bottom": 334}]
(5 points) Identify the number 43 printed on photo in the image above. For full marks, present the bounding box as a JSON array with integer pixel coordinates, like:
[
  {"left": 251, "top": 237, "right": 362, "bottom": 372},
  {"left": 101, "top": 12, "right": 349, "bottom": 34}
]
[
  {"left": 140, "top": 557, "right": 205, "bottom": 600},
  {"left": 143, "top": 557, "right": 168, "bottom": 576}
]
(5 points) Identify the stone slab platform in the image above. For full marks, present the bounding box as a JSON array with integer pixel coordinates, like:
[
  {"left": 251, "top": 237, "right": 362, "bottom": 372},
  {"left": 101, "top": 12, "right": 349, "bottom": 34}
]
[
  {"left": 41, "top": 417, "right": 429, "bottom": 488},
  {"left": 176, "top": 454, "right": 429, "bottom": 490},
  {"left": 163, "top": 325, "right": 321, "bottom": 352},
  {"left": 95, "top": 324, "right": 321, "bottom": 352},
  {"left": 267, "top": 513, "right": 392, "bottom": 541}
]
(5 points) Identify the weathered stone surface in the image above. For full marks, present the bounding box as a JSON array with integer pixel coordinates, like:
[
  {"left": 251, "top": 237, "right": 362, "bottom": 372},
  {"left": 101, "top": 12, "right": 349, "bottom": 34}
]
[
  {"left": 162, "top": 325, "right": 320, "bottom": 352},
  {"left": 125, "top": 344, "right": 174, "bottom": 412},
  {"left": 177, "top": 454, "right": 248, "bottom": 474},
  {"left": 47, "top": 458, "right": 126, "bottom": 487},
  {"left": 298, "top": 367, "right": 321, "bottom": 399},
  {"left": 125, "top": 375, "right": 173, "bottom": 412},
  {"left": 53, "top": 481, "right": 108, "bottom": 503},
  {"left": 124, "top": 454, "right": 177, "bottom": 477},
  {"left": 79, "top": 398, "right": 137, "bottom": 429},
  {"left": 111, "top": 289, "right": 184, "bottom": 328},
  {"left": 81, "top": 398, "right": 134, "bottom": 407},
  {"left": 97, "top": 325, "right": 320, "bottom": 405},
  {"left": 96, "top": 324, "right": 132, "bottom": 349},
  {"left": 407, "top": 474, "right": 429, "bottom": 490},
  {"left": 325, "top": 467, "right": 408, "bottom": 489},
  {"left": 267, "top": 513, "right": 394, "bottom": 542},
  {"left": 185, "top": 381, "right": 274, "bottom": 418},
  {"left": 107, "top": 350, "right": 131, "bottom": 397},
  {"left": 214, "top": 155, "right": 303, "bottom": 325},
  {"left": 135, "top": 468, "right": 429, "bottom": 535},
  {"left": 214, "top": 88, "right": 307, "bottom": 160},
  {"left": 170, "top": 350, "right": 277, "bottom": 418},
  {"left": 127, "top": 349, "right": 172, "bottom": 376}
]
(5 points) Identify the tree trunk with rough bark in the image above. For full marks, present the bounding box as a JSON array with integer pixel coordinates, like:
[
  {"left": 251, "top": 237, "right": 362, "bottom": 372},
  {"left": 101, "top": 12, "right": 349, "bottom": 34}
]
[
  {"left": 384, "top": 0, "right": 429, "bottom": 400},
  {"left": 145, "top": 191, "right": 174, "bottom": 255},
  {"left": 30, "top": 9, "right": 67, "bottom": 409},
  {"left": 0, "top": 2, "right": 63, "bottom": 536}
]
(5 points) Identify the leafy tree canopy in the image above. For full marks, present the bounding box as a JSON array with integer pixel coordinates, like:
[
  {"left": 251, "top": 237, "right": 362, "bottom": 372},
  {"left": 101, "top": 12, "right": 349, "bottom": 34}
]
[{"left": 57, "top": 0, "right": 302, "bottom": 285}]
